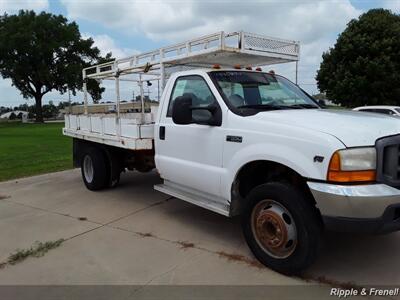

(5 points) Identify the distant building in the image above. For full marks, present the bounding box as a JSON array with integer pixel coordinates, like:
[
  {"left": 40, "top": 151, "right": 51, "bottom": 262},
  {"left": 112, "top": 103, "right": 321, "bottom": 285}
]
[
  {"left": 0, "top": 110, "right": 29, "bottom": 121},
  {"left": 322, "top": 99, "right": 339, "bottom": 106},
  {"left": 312, "top": 93, "right": 340, "bottom": 107}
]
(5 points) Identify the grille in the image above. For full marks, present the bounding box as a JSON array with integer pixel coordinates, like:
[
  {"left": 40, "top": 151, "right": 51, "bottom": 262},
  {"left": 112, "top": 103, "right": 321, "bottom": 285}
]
[{"left": 376, "top": 135, "right": 400, "bottom": 188}]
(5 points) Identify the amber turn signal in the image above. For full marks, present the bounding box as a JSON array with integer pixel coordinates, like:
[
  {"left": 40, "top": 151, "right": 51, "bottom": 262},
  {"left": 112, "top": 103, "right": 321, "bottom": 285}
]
[{"left": 327, "top": 170, "right": 376, "bottom": 183}]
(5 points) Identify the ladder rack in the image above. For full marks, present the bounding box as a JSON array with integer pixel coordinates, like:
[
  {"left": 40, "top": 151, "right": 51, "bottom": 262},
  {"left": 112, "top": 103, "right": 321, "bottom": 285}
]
[
  {"left": 80, "top": 31, "right": 300, "bottom": 115},
  {"left": 83, "top": 31, "right": 300, "bottom": 80}
]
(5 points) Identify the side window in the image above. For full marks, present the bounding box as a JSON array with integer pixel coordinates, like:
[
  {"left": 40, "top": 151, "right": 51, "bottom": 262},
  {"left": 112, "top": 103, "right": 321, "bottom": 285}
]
[
  {"left": 167, "top": 76, "right": 216, "bottom": 118},
  {"left": 376, "top": 109, "right": 392, "bottom": 115}
]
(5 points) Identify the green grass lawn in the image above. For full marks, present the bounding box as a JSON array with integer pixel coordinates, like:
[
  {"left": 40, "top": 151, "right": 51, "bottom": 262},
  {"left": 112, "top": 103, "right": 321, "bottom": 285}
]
[{"left": 0, "top": 122, "right": 72, "bottom": 182}]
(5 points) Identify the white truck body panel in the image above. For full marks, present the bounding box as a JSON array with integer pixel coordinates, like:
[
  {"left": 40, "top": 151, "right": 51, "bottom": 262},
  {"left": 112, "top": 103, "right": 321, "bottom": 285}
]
[
  {"left": 63, "top": 112, "right": 155, "bottom": 150},
  {"left": 249, "top": 109, "right": 400, "bottom": 148},
  {"left": 155, "top": 69, "right": 227, "bottom": 198}
]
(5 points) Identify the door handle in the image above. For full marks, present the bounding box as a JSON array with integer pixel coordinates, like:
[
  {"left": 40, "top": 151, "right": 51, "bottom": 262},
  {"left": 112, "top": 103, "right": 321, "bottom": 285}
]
[{"left": 159, "top": 126, "right": 165, "bottom": 140}]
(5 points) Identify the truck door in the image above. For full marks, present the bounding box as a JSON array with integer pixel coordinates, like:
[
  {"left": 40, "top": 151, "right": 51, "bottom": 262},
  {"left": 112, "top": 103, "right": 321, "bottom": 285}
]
[{"left": 155, "top": 75, "right": 225, "bottom": 197}]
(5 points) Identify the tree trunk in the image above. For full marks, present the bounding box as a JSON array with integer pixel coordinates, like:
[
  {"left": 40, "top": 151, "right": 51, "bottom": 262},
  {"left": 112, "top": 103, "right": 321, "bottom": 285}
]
[{"left": 34, "top": 94, "right": 44, "bottom": 123}]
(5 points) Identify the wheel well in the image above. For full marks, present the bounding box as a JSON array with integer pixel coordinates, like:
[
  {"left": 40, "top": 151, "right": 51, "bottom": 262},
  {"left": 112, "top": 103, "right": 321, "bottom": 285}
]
[
  {"left": 230, "top": 160, "right": 318, "bottom": 217},
  {"left": 73, "top": 139, "right": 123, "bottom": 183},
  {"left": 73, "top": 138, "right": 155, "bottom": 175},
  {"left": 73, "top": 139, "right": 108, "bottom": 167}
]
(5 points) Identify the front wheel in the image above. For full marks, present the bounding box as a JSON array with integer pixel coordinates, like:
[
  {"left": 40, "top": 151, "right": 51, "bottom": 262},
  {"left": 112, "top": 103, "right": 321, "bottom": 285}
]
[{"left": 242, "top": 182, "right": 321, "bottom": 275}]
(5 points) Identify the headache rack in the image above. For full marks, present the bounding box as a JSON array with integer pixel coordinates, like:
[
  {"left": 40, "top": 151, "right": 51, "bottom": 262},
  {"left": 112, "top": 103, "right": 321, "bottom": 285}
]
[{"left": 64, "top": 30, "right": 300, "bottom": 150}]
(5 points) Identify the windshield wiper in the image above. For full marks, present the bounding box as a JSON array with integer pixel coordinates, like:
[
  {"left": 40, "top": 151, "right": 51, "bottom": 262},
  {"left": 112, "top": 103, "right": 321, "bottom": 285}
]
[
  {"left": 288, "top": 104, "right": 319, "bottom": 109},
  {"left": 236, "top": 104, "right": 289, "bottom": 110}
]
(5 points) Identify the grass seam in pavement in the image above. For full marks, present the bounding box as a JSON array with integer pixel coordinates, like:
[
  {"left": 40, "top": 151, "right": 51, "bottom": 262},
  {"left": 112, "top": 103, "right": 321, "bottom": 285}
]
[
  {"left": 0, "top": 196, "right": 171, "bottom": 271},
  {"left": 0, "top": 239, "right": 64, "bottom": 269}
]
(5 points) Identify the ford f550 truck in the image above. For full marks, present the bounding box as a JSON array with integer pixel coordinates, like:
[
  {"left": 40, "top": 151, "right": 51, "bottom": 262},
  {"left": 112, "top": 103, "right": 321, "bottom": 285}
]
[{"left": 63, "top": 31, "right": 400, "bottom": 275}]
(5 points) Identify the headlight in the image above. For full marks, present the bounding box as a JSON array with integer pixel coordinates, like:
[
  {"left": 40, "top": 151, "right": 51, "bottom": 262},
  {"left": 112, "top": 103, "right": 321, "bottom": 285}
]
[{"left": 327, "top": 147, "right": 376, "bottom": 183}]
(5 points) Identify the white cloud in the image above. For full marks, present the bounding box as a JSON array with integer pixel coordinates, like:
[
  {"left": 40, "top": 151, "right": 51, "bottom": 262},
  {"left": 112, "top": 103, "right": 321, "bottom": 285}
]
[
  {"left": 61, "top": 0, "right": 361, "bottom": 93},
  {"left": 383, "top": 0, "right": 400, "bottom": 13},
  {"left": 0, "top": 0, "right": 48, "bottom": 14},
  {"left": 61, "top": 0, "right": 359, "bottom": 42},
  {"left": 83, "top": 33, "right": 138, "bottom": 59}
]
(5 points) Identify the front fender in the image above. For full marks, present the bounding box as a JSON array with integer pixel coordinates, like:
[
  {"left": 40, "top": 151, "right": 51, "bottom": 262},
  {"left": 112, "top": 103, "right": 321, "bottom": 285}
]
[{"left": 221, "top": 140, "right": 341, "bottom": 201}]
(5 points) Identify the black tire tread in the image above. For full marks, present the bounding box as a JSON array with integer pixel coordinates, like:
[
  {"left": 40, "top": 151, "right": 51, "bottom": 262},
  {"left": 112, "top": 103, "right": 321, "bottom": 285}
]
[
  {"left": 242, "top": 181, "right": 321, "bottom": 275},
  {"left": 81, "top": 147, "right": 109, "bottom": 191}
]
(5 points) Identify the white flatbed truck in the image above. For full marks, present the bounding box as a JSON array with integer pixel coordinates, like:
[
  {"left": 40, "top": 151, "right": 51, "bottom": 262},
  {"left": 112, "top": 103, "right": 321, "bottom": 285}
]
[{"left": 64, "top": 31, "right": 400, "bottom": 275}]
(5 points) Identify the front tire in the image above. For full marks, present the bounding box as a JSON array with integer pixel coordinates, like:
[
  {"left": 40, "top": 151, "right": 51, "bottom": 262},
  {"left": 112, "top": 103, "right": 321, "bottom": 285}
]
[
  {"left": 242, "top": 182, "right": 321, "bottom": 275},
  {"left": 81, "top": 147, "right": 108, "bottom": 191}
]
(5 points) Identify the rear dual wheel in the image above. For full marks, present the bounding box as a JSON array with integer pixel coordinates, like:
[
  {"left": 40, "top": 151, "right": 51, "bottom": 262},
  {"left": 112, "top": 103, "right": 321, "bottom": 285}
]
[
  {"left": 242, "top": 182, "right": 321, "bottom": 275},
  {"left": 81, "top": 148, "right": 108, "bottom": 191},
  {"left": 81, "top": 147, "right": 120, "bottom": 191}
]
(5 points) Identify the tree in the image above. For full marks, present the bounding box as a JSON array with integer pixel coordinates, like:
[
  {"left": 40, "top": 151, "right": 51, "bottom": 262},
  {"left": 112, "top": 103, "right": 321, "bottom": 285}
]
[
  {"left": 42, "top": 102, "right": 58, "bottom": 119},
  {"left": 0, "top": 10, "right": 113, "bottom": 122},
  {"left": 316, "top": 9, "right": 400, "bottom": 107}
]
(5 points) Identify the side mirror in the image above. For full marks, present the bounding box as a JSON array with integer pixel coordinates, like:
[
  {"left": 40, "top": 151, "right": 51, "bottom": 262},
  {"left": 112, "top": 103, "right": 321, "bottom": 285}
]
[
  {"left": 199, "top": 102, "right": 222, "bottom": 126},
  {"left": 172, "top": 95, "right": 193, "bottom": 125},
  {"left": 172, "top": 95, "right": 222, "bottom": 126}
]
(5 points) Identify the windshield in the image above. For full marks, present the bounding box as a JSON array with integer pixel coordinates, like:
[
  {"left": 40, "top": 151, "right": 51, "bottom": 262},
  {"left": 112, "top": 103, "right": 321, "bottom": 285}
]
[{"left": 209, "top": 71, "right": 319, "bottom": 115}]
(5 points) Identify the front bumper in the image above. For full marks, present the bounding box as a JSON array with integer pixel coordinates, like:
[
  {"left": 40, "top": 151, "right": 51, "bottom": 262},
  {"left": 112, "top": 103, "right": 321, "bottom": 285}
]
[{"left": 307, "top": 182, "right": 400, "bottom": 234}]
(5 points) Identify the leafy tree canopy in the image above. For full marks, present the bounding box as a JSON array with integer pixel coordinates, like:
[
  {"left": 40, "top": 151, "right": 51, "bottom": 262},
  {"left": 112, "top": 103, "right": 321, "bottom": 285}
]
[
  {"left": 0, "top": 10, "right": 113, "bottom": 122},
  {"left": 316, "top": 9, "right": 400, "bottom": 107}
]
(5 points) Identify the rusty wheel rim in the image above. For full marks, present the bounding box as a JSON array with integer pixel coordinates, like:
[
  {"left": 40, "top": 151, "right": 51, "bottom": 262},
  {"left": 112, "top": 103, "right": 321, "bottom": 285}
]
[{"left": 251, "top": 199, "right": 297, "bottom": 259}]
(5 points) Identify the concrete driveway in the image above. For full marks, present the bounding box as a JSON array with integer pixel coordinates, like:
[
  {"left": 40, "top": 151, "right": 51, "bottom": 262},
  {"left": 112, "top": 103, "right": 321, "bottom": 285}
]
[{"left": 0, "top": 170, "right": 399, "bottom": 298}]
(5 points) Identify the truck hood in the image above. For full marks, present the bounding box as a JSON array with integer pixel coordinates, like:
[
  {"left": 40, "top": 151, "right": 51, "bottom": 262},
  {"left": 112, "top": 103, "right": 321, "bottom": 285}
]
[{"left": 250, "top": 109, "right": 400, "bottom": 147}]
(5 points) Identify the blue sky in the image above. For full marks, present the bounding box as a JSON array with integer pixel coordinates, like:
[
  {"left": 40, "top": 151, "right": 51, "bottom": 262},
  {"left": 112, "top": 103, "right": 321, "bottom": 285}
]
[{"left": 0, "top": 0, "right": 399, "bottom": 107}]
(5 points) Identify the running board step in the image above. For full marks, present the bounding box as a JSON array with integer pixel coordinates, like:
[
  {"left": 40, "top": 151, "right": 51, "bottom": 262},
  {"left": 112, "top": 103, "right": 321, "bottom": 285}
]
[{"left": 154, "top": 182, "right": 230, "bottom": 216}]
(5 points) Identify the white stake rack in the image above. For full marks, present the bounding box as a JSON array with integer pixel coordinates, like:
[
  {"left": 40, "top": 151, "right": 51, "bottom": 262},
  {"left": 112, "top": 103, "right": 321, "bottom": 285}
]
[{"left": 64, "top": 31, "right": 300, "bottom": 150}]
